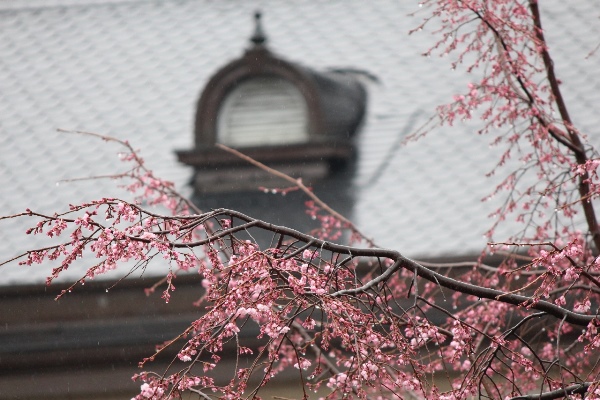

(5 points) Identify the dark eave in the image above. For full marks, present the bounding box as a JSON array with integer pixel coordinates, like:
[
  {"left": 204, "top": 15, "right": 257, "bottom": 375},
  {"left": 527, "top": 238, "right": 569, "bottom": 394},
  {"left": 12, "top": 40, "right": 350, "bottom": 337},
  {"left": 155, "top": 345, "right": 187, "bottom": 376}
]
[{"left": 176, "top": 142, "right": 353, "bottom": 169}]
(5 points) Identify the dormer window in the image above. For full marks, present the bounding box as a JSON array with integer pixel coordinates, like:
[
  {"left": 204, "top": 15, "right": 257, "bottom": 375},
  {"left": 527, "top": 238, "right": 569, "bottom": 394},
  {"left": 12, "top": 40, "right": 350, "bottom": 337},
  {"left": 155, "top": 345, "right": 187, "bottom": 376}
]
[
  {"left": 176, "top": 12, "right": 367, "bottom": 194},
  {"left": 217, "top": 76, "right": 309, "bottom": 147}
]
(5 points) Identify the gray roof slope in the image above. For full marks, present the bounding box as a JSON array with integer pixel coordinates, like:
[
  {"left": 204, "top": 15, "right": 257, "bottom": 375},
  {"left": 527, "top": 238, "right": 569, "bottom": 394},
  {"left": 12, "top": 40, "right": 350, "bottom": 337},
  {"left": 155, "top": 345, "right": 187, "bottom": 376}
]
[{"left": 1, "top": 0, "right": 599, "bottom": 285}]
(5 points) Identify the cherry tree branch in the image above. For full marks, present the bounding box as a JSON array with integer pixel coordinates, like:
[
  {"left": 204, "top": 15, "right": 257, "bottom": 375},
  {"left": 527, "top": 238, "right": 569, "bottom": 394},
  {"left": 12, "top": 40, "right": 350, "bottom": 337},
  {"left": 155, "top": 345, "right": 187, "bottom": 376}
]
[
  {"left": 215, "top": 143, "right": 377, "bottom": 247},
  {"left": 528, "top": 0, "right": 600, "bottom": 252},
  {"left": 465, "top": 3, "right": 580, "bottom": 155},
  {"left": 2, "top": 3, "right": 597, "bottom": 395},
  {"left": 509, "top": 381, "right": 593, "bottom": 400},
  {"left": 214, "top": 209, "right": 595, "bottom": 326}
]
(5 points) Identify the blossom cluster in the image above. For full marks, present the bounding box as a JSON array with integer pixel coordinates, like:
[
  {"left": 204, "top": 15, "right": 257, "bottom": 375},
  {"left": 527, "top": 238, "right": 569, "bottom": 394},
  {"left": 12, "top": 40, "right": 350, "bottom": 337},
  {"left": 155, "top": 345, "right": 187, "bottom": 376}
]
[{"left": 4, "top": 1, "right": 600, "bottom": 397}]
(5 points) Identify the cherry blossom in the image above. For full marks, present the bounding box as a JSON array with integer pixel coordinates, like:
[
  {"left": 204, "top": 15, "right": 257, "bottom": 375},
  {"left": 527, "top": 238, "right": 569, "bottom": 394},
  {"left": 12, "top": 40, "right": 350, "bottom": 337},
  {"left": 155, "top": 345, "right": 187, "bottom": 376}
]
[{"left": 2, "top": 1, "right": 600, "bottom": 399}]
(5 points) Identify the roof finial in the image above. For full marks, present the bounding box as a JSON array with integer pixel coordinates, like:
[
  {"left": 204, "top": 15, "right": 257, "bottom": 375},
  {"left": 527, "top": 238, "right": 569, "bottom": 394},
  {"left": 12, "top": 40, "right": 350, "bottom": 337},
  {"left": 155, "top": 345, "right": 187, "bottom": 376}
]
[{"left": 250, "top": 11, "right": 267, "bottom": 46}]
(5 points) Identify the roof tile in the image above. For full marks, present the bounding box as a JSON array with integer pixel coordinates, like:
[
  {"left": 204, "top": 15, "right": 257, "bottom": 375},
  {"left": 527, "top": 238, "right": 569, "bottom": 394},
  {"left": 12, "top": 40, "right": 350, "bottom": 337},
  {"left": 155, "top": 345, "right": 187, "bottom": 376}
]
[{"left": 0, "top": 0, "right": 598, "bottom": 284}]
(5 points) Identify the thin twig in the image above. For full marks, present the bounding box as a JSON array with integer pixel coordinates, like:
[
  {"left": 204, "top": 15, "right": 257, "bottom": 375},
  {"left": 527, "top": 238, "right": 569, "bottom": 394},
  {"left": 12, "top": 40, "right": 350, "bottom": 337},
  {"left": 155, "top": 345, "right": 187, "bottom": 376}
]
[{"left": 215, "top": 144, "right": 378, "bottom": 247}]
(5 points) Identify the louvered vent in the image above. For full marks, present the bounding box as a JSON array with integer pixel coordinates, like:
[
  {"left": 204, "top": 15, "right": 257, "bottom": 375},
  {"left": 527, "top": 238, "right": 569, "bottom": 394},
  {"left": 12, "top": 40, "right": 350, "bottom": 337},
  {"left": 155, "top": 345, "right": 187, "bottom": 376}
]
[{"left": 217, "top": 76, "right": 308, "bottom": 147}]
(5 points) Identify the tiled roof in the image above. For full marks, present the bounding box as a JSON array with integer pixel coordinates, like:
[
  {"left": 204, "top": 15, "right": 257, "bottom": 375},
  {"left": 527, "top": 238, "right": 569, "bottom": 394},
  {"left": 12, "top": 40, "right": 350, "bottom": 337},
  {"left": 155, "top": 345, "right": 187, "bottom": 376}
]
[{"left": 1, "top": 0, "right": 599, "bottom": 285}]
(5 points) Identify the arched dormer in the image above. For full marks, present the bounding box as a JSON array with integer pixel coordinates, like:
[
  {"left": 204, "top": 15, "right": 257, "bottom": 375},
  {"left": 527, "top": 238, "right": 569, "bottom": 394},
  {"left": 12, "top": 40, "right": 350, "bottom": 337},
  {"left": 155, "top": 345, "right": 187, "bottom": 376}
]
[{"left": 176, "top": 12, "right": 367, "bottom": 193}]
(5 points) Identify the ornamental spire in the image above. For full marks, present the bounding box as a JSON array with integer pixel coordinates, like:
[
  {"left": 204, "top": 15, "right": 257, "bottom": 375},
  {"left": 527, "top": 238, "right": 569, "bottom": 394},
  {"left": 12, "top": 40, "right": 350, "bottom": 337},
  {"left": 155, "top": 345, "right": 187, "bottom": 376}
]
[{"left": 250, "top": 11, "right": 267, "bottom": 47}]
